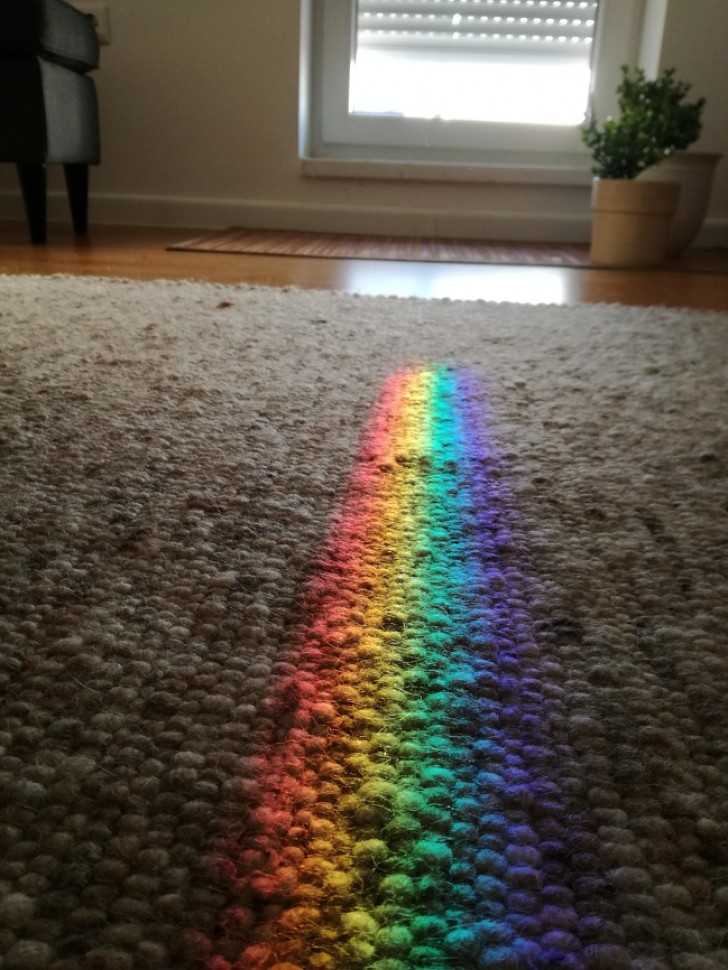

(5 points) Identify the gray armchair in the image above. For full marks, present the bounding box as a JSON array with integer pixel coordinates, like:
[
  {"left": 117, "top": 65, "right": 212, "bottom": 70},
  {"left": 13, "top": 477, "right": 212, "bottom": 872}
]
[{"left": 0, "top": 0, "right": 100, "bottom": 243}]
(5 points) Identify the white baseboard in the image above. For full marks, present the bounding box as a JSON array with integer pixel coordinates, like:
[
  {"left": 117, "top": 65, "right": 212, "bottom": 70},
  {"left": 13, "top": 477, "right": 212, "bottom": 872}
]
[
  {"left": 0, "top": 188, "right": 592, "bottom": 243},
  {"left": 1, "top": 188, "right": 726, "bottom": 247}
]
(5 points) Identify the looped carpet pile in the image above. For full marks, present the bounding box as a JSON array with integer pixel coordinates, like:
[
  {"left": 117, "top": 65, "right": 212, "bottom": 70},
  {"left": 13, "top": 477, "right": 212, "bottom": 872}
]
[{"left": 0, "top": 274, "right": 727, "bottom": 970}]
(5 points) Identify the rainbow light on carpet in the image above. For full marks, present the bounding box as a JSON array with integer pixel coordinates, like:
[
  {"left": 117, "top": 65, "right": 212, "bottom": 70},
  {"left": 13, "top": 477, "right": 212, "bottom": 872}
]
[{"left": 208, "top": 365, "right": 614, "bottom": 970}]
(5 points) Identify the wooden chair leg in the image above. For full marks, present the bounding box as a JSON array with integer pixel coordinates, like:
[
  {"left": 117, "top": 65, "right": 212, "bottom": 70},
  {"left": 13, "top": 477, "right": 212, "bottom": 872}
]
[
  {"left": 64, "top": 164, "right": 89, "bottom": 234},
  {"left": 17, "top": 163, "right": 47, "bottom": 244}
]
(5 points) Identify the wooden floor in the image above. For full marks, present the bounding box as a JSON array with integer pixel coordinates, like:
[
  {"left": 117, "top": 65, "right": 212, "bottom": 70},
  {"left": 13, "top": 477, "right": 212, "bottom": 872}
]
[{"left": 2, "top": 221, "right": 728, "bottom": 310}]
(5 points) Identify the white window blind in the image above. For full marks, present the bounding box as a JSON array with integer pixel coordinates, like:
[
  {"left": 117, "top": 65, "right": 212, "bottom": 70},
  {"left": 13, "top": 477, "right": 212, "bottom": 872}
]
[{"left": 356, "top": 0, "right": 599, "bottom": 56}]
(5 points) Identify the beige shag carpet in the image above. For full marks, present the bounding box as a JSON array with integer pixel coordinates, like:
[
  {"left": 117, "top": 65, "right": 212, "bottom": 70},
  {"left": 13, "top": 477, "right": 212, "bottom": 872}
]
[{"left": 1, "top": 274, "right": 727, "bottom": 970}]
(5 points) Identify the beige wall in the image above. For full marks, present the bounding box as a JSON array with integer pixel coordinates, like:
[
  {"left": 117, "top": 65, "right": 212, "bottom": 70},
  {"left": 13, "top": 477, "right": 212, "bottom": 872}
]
[{"left": 1, "top": 0, "right": 726, "bottom": 243}]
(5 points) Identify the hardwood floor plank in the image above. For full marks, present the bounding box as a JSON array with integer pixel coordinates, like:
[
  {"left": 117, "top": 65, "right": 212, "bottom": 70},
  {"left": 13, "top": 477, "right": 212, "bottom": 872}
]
[{"left": 1, "top": 221, "right": 728, "bottom": 310}]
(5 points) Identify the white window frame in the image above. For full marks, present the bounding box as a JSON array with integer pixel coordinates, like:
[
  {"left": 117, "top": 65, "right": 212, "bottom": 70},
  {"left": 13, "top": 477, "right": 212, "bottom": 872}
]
[{"left": 301, "top": 0, "right": 649, "bottom": 184}]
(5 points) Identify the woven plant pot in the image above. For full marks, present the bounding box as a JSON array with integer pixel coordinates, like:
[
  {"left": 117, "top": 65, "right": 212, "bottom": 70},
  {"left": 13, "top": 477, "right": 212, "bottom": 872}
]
[{"left": 590, "top": 178, "right": 681, "bottom": 268}]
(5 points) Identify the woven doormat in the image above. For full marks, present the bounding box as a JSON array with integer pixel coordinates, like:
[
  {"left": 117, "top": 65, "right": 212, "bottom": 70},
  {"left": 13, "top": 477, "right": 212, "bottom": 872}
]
[{"left": 169, "top": 227, "right": 728, "bottom": 272}]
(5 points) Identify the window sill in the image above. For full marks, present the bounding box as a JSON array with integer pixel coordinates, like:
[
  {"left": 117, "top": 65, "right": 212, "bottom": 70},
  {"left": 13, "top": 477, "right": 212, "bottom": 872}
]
[{"left": 300, "top": 156, "right": 594, "bottom": 187}]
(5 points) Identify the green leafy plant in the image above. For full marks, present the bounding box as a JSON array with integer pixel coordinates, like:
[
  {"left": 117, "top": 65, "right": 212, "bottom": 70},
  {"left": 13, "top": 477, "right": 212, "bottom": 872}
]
[{"left": 582, "top": 66, "right": 705, "bottom": 179}]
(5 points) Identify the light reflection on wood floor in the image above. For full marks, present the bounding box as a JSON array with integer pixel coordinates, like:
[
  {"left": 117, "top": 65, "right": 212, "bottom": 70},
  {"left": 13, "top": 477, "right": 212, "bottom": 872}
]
[{"left": 1, "top": 221, "right": 728, "bottom": 311}]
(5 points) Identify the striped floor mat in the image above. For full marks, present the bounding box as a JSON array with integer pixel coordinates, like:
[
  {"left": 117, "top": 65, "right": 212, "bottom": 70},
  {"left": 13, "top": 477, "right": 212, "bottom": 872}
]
[{"left": 169, "top": 228, "right": 728, "bottom": 272}]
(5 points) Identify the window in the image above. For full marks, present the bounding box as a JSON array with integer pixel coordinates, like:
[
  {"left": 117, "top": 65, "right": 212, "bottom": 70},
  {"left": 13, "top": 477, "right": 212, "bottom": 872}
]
[
  {"left": 302, "top": 0, "right": 648, "bottom": 177},
  {"left": 352, "top": 0, "right": 598, "bottom": 126}
]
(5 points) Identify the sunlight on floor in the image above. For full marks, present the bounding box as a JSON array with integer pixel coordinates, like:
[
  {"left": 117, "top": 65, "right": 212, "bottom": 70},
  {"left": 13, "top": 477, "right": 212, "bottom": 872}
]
[{"left": 341, "top": 261, "right": 571, "bottom": 304}]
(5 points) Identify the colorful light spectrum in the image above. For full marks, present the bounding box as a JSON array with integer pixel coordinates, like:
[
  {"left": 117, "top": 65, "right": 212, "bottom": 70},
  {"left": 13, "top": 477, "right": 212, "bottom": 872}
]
[{"left": 208, "top": 365, "right": 617, "bottom": 969}]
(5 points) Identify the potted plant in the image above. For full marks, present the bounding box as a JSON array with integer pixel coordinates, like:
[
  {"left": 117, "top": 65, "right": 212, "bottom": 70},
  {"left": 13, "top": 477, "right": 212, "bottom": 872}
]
[{"left": 581, "top": 66, "right": 705, "bottom": 267}]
